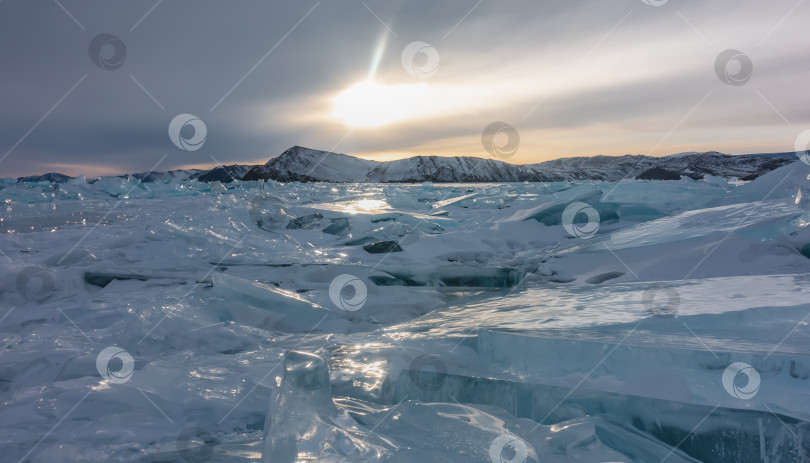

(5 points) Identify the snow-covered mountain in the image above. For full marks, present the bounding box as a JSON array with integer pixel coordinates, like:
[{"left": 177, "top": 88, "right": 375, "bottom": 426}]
[
  {"left": 123, "top": 165, "right": 254, "bottom": 183},
  {"left": 242, "top": 146, "right": 797, "bottom": 183},
  {"left": 16, "top": 172, "right": 76, "bottom": 183},
  {"left": 243, "top": 146, "right": 540, "bottom": 182},
  {"left": 243, "top": 146, "right": 380, "bottom": 182},
  {"left": 125, "top": 168, "right": 205, "bottom": 183},
  {"left": 533, "top": 151, "right": 797, "bottom": 181},
  {"left": 188, "top": 164, "right": 253, "bottom": 183},
  {"left": 367, "top": 155, "right": 539, "bottom": 182},
  {"left": 13, "top": 146, "right": 798, "bottom": 184}
]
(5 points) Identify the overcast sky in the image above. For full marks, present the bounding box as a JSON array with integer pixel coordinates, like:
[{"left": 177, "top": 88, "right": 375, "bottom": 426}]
[{"left": 1, "top": 0, "right": 808, "bottom": 177}]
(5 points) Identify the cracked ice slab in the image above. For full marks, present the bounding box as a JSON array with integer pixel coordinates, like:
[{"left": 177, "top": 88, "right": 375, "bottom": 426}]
[{"left": 477, "top": 328, "right": 810, "bottom": 421}]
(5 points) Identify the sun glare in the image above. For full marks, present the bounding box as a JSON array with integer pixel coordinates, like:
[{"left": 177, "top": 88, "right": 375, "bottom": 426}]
[{"left": 331, "top": 81, "right": 429, "bottom": 128}]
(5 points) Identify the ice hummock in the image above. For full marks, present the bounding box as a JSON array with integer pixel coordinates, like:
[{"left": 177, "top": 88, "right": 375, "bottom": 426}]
[
  {"left": 260, "top": 351, "right": 702, "bottom": 462},
  {"left": 261, "top": 351, "right": 383, "bottom": 462},
  {"left": 2, "top": 160, "right": 810, "bottom": 462}
]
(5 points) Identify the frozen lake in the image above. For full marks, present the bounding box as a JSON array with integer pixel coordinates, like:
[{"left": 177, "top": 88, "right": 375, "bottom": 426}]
[{"left": 1, "top": 161, "right": 809, "bottom": 462}]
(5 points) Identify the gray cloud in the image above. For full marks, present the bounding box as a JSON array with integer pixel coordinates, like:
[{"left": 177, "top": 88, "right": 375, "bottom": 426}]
[{"left": 0, "top": 0, "right": 807, "bottom": 177}]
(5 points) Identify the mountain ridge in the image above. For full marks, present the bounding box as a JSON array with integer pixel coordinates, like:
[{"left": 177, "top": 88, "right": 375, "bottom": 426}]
[
  {"left": 13, "top": 146, "right": 799, "bottom": 184},
  {"left": 241, "top": 146, "right": 798, "bottom": 183}
]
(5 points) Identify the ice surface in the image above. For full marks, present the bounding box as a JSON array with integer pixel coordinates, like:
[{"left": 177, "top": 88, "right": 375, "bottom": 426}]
[{"left": 2, "top": 162, "right": 810, "bottom": 462}]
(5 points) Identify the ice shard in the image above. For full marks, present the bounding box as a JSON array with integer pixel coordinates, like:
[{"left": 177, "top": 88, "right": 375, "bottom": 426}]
[
  {"left": 212, "top": 272, "right": 342, "bottom": 331},
  {"left": 261, "top": 351, "right": 382, "bottom": 462}
]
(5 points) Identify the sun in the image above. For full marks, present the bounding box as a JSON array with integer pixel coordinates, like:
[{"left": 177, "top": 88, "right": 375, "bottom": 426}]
[{"left": 331, "top": 81, "right": 429, "bottom": 128}]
